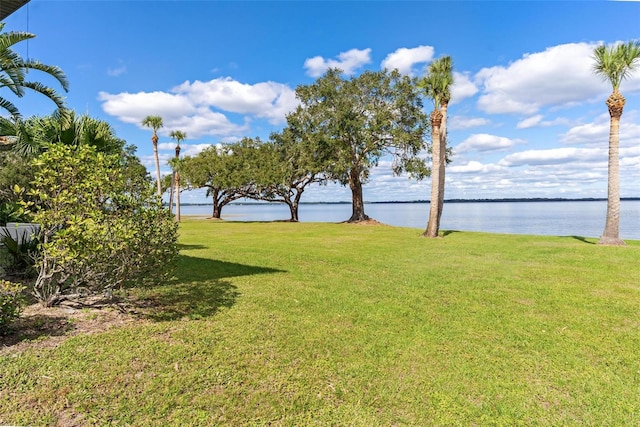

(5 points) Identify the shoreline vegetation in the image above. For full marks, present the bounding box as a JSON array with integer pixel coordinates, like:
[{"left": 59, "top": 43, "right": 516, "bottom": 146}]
[{"left": 176, "top": 196, "right": 640, "bottom": 206}]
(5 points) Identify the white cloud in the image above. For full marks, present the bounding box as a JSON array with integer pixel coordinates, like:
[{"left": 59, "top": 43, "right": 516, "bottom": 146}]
[
  {"left": 99, "top": 76, "right": 298, "bottom": 138},
  {"left": 516, "top": 115, "right": 544, "bottom": 129},
  {"left": 450, "top": 72, "right": 478, "bottom": 105},
  {"left": 99, "top": 91, "right": 197, "bottom": 123},
  {"left": 381, "top": 45, "right": 434, "bottom": 75},
  {"left": 474, "top": 42, "right": 635, "bottom": 115},
  {"left": 304, "top": 48, "right": 372, "bottom": 77},
  {"left": 561, "top": 112, "right": 640, "bottom": 146},
  {"left": 456, "top": 133, "right": 526, "bottom": 153},
  {"left": 498, "top": 147, "right": 605, "bottom": 167},
  {"left": 517, "top": 114, "right": 572, "bottom": 129},
  {"left": 448, "top": 116, "right": 490, "bottom": 131},
  {"left": 448, "top": 160, "right": 503, "bottom": 174},
  {"left": 560, "top": 119, "right": 609, "bottom": 145},
  {"left": 172, "top": 78, "right": 297, "bottom": 124}
]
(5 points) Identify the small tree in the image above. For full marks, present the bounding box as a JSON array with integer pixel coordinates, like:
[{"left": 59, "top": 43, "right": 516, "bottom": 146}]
[
  {"left": 180, "top": 143, "right": 255, "bottom": 219},
  {"left": 25, "top": 144, "right": 178, "bottom": 306}
]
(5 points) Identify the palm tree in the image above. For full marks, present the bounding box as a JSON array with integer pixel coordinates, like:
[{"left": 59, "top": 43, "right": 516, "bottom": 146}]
[
  {"left": 421, "top": 56, "right": 453, "bottom": 238},
  {"left": 169, "top": 130, "right": 186, "bottom": 222},
  {"left": 0, "top": 23, "right": 70, "bottom": 149},
  {"left": 9, "top": 111, "right": 125, "bottom": 157},
  {"left": 592, "top": 41, "right": 640, "bottom": 246},
  {"left": 141, "top": 115, "right": 164, "bottom": 197},
  {"left": 0, "top": 22, "right": 69, "bottom": 119}
]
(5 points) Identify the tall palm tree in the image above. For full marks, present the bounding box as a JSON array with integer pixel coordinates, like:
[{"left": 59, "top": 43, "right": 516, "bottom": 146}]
[
  {"left": 421, "top": 56, "right": 453, "bottom": 238},
  {"left": 593, "top": 41, "right": 640, "bottom": 246},
  {"left": 169, "top": 130, "right": 186, "bottom": 222},
  {"left": 141, "top": 115, "right": 164, "bottom": 197},
  {"left": 0, "top": 22, "right": 69, "bottom": 120}
]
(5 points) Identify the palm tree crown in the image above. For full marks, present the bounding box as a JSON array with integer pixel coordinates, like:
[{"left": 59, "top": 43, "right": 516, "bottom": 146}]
[
  {"left": 141, "top": 115, "right": 163, "bottom": 143},
  {"left": 169, "top": 130, "right": 186, "bottom": 152},
  {"left": 419, "top": 56, "right": 454, "bottom": 109},
  {"left": 593, "top": 41, "right": 640, "bottom": 92}
]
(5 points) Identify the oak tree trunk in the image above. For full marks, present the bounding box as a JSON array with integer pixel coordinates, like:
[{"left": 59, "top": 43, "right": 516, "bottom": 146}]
[
  {"left": 288, "top": 201, "right": 299, "bottom": 222},
  {"left": 348, "top": 168, "right": 369, "bottom": 222},
  {"left": 288, "top": 189, "right": 303, "bottom": 222},
  {"left": 211, "top": 189, "right": 222, "bottom": 219}
]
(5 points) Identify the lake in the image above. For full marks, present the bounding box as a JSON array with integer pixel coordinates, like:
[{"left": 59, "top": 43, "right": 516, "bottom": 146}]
[{"left": 180, "top": 200, "right": 640, "bottom": 240}]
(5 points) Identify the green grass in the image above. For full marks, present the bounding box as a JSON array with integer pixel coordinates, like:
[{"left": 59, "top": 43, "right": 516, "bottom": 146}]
[{"left": 2, "top": 220, "right": 640, "bottom": 425}]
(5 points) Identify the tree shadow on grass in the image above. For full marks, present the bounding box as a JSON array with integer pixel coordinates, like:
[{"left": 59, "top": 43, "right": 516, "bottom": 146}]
[
  {"left": 177, "top": 243, "right": 209, "bottom": 251},
  {"left": 133, "top": 254, "right": 285, "bottom": 322},
  {"left": 566, "top": 235, "right": 596, "bottom": 244}
]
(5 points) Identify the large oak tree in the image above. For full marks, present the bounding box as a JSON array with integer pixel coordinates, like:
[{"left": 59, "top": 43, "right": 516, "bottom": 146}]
[{"left": 289, "top": 68, "right": 429, "bottom": 222}]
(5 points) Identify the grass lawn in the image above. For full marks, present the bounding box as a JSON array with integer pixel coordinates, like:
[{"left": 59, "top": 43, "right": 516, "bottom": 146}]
[{"left": 2, "top": 219, "right": 640, "bottom": 425}]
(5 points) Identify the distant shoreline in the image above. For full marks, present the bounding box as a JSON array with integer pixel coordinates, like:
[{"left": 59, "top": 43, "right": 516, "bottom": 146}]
[{"left": 178, "top": 197, "right": 640, "bottom": 206}]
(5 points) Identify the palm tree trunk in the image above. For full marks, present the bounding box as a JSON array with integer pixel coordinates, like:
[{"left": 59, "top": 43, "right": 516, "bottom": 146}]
[
  {"left": 168, "top": 172, "right": 175, "bottom": 214},
  {"left": 436, "top": 101, "right": 448, "bottom": 227},
  {"left": 153, "top": 137, "right": 162, "bottom": 197},
  {"left": 175, "top": 172, "right": 181, "bottom": 222},
  {"left": 424, "top": 110, "right": 443, "bottom": 238},
  {"left": 598, "top": 92, "right": 626, "bottom": 245}
]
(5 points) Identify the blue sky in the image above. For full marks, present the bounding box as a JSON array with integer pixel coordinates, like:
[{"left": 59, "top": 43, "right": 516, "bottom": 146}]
[{"left": 4, "top": 0, "right": 640, "bottom": 203}]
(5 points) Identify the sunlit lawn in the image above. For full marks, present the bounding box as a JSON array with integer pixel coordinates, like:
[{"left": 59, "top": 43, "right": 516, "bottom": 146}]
[{"left": 2, "top": 219, "right": 640, "bottom": 425}]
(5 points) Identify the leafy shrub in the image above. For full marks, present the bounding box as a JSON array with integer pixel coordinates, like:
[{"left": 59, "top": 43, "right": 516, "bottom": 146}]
[
  {"left": 25, "top": 144, "right": 179, "bottom": 306},
  {"left": 0, "top": 279, "right": 25, "bottom": 334}
]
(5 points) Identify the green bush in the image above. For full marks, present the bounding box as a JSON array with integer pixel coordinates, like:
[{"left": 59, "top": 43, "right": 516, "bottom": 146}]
[
  {"left": 0, "top": 279, "right": 24, "bottom": 334},
  {"left": 25, "top": 144, "right": 179, "bottom": 306}
]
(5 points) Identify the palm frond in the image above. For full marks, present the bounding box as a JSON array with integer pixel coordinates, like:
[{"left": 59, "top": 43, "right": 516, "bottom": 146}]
[
  {"left": 0, "top": 29, "right": 35, "bottom": 52},
  {"left": 593, "top": 41, "right": 640, "bottom": 91},
  {"left": 23, "top": 60, "right": 70, "bottom": 92},
  {"left": 141, "top": 115, "right": 164, "bottom": 131},
  {"left": 21, "top": 81, "right": 67, "bottom": 111},
  {"left": 0, "top": 96, "right": 20, "bottom": 118}
]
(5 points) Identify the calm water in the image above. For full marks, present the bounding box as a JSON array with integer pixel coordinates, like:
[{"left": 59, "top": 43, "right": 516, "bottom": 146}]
[{"left": 181, "top": 200, "right": 640, "bottom": 240}]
